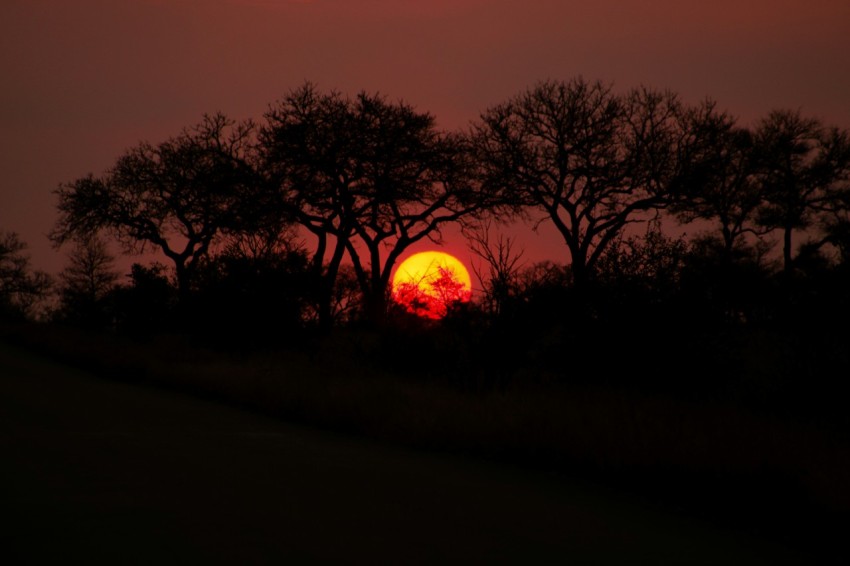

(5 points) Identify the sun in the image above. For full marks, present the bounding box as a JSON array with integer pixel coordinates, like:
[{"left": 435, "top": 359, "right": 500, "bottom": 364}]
[{"left": 391, "top": 251, "right": 473, "bottom": 319}]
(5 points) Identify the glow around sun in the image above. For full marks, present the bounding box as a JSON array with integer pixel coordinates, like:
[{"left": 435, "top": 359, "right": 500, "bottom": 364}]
[{"left": 391, "top": 251, "right": 472, "bottom": 319}]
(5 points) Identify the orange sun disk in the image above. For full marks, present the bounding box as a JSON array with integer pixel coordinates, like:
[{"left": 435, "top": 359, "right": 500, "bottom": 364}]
[{"left": 391, "top": 251, "right": 472, "bottom": 319}]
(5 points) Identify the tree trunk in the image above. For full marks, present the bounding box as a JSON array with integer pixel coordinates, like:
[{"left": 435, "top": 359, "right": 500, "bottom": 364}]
[
  {"left": 783, "top": 225, "right": 794, "bottom": 273},
  {"left": 316, "top": 238, "right": 347, "bottom": 332},
  {"left": 173, "top": 261, "right": 192, "bottom": 321}
]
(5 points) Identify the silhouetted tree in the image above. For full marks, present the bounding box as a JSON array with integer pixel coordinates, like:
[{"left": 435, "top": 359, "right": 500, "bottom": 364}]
[
  {"left": 464, "top": 220, "right": 525, "bottom": 317},
  {"left": 513, "top": 260, "right": 572, "bottom": 320},
  {"left": 52, "top": 113, "right": 258, "bottom": 304},
  {"left": 0, "top": 231, "right": 52, "bottom": 320},
  {"left": 755, "top": 109, "right": 850, "bottom": 273},
  {"left": 259, "top": 85, "right": 361, "bottom": 329},
  {"left": 261, "top": 83, "right": 485, "bottom": 325},
  {"left": 474, "top": 78, "right": 692, "bottom": 289},
  {"left": 316, "top": 264, "right": 363, "bottom": 326},
  {"left": 672, "top": 105, "right": 767, "bottom": 264},
  {"left": 57, "top": 234, "right": 118, "bottom": 328},
  {"left": 821, "top": 196, "right": 850, "bottom": 266},
  {"left": 594, "top": 220, "right": 689, "bottom": 297},
  {"left": 223, "top": 219, "right": 303, "bottom": 263}
]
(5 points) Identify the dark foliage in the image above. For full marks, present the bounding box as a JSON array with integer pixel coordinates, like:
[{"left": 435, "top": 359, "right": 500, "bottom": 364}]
[
  {"left": 0, "top": 231, "right": 52, "bottom": 321},
  {"left": 55, "top": 235, "right": 118, "bottom": 329},
  {"left": 110, "top": 263, "right": 178, "bottom": 337},
  {"left": 185, "top": 248, "right": 314, "bottom": 348}
]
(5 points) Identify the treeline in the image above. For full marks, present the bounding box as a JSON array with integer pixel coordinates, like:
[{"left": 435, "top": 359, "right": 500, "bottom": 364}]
[
  {"left": 3, "top": 77, "right": 849, "bottom": 345},
  {"left": 5, "top": 78, "right": 849, "bottom": 559}
]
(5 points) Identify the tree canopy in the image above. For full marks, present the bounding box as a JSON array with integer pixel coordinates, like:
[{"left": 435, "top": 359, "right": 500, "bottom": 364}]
[
  {"left": 47, "top": 77, "right": 850, "bottom": 331},
  {"left": 473, "top": 78, "right": 693, "bottom": 287},
  {"left": 52, "top": 113, "right": 258, "bottom": 300},
  {"left": 260, "top": 83, "right": 487, "bottom": 324},
  {"left": 755, "top": 109, "right": 850, "bottom": 272}
]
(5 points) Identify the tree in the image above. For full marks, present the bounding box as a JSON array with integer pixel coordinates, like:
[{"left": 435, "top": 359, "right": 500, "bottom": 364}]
[
  {"left": 474, "top": 77, "right": 688, "bottom": 289},
  {"left": 57, "top": 234, "right": 119, "bottom": 327},
  {"left": 261, "top": 83, "right": 486, "bottom": 325},
  {"left": 259, "top": 84, "right": 361, "bottom": 329},
  {"left": 755, "top": 109, "right": 850, "bottom": 273},
  {"left": 672, "top": 104, "right": 767, "bottom": 264},
  {"left": 594, "top": 220, "right": 689, "bottom": 294},
  {"left": 464, "top": 220, "right": 525, "bottom": 317},
  {"left": 821, "top": 191, "right": 850, "bottom": 266},
  {"left": 52, "top": 113, "right": 258, "bottom": 303},
  {"left": 316, "top": 265, "right": 362, "bottom": 326},
  {"left": 0, "top": 231, "right": 52, "bottom": 320}
]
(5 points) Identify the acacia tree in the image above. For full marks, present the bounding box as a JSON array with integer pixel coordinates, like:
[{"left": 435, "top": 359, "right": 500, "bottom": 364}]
[
  {"left": 672, "top": 104, "right": 767, "bottom": 263},
  {"left": 755, "top": 109, "right": 850, "bottom": 273},
  {"left": 341, "top": 96, "right": 483, "bottom": 323},
  {"left": 474, "top": 78, "right": 693, "bottom": 289},
  {"left": 259, "top": 85, "right": 360, "bottom": 329},
  {"left": 261, "top": 84, "right": 486, "bottom": 325},
  {"left": 52, "top": 113, "right": 258, "bottom": 303}
]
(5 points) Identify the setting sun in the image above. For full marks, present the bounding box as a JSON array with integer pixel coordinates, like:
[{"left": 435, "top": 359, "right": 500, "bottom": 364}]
[{"left": 391, "top": 251, "right": 472, "bottom": 319}]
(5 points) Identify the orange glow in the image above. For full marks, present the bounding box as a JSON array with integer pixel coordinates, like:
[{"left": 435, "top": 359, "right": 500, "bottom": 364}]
[{"left": 391, "top": 251, "right": 472, "bottom": 319}]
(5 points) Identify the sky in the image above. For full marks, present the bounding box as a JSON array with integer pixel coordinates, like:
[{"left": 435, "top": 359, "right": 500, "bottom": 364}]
[{"left": 2, "top": 0, "right": 849, "bottom": 281}]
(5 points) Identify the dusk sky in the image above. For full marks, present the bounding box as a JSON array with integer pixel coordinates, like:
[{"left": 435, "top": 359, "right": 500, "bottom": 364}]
[{"left": 3, "top": 0, "right": 849, "bottom": 278}]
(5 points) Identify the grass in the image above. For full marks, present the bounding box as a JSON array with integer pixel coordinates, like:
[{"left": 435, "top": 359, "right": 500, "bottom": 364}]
[{"left": 3, "top": 320, "right": 849, "bottom": 557}]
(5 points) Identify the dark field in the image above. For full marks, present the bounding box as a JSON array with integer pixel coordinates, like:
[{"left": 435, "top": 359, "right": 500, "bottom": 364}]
[{"left": 2, "top": 322, "right": 848, "bottom": 564}]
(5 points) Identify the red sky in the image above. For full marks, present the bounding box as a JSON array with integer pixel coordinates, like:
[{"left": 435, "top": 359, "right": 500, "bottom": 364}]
[{"left": 3, "top": 0, "right": 849, "bottom": 281}]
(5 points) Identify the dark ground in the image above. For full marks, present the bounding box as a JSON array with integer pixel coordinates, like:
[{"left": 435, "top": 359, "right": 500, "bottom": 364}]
[{"left": 0, "top": 340, "right": 813, "bottom": 565}]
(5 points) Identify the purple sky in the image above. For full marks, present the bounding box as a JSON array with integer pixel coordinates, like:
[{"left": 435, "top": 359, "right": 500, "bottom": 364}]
[{"left": 3, "top": 0, "right": 849, "bottom": 279}]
